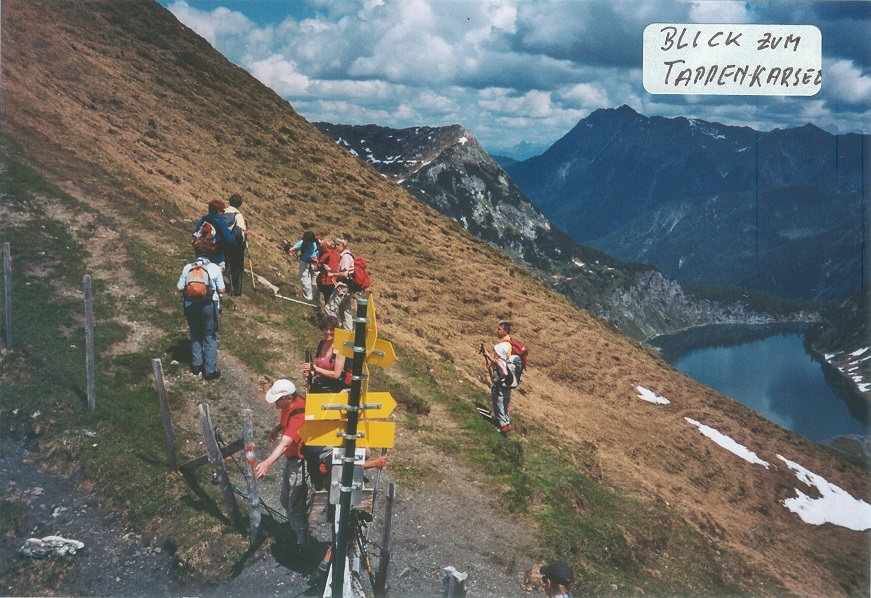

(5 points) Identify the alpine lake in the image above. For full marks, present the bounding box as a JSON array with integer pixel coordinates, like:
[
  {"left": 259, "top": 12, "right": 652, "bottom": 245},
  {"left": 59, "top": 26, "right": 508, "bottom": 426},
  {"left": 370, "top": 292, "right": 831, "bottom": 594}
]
[{"left": 651, "top": 324, "right": 869, "bottom": 452}]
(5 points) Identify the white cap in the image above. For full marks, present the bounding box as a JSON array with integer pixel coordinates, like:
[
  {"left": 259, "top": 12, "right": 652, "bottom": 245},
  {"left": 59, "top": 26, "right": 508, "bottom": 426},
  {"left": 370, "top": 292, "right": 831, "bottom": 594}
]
[
  {"left": 265, "top": 379, "right": 296, "bottom": 403},
  {"left": 494, "top": 342, "right": 511, "bottom": 358}
]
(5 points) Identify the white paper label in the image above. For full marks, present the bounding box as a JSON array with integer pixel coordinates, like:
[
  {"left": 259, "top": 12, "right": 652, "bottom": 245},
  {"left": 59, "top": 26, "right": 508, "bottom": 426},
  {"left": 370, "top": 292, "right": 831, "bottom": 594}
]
[{"left": 643, "top": 24, "right": 822, "bottom": 96}]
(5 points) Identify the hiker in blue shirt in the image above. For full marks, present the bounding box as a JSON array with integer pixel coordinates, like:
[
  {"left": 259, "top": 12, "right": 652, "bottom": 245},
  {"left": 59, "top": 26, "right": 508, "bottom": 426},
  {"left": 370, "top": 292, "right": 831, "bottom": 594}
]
[
  {"left": 283, "top": 230, "right": 320, "bottom": 302},
  {"left": 176, "top": 256, "right": 225, "bottom": 380},
  {"left": 192, "top": 199, "right": 235, "bottom": 271}
]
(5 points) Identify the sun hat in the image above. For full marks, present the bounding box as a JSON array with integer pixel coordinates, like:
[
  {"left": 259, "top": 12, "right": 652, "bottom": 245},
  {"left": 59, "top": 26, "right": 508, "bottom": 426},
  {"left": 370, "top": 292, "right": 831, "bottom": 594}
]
[
  {"left": 540, "top": 560, "right": 573, "bottom": 586},
  {"left": 494, "top": 341, "right": 511, "bottom": 358},
  {"left": 265, "top": 379, "right": 296, "bottom": 403}
]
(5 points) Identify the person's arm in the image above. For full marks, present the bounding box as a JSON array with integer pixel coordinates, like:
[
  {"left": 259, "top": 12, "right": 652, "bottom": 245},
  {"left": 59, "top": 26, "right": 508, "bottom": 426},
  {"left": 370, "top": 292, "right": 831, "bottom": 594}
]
[
  {"left": 176, "top": 265, "right": 188, "bottom": 293},
  {"left": 313, "top": 352, "right": 345, "bottom": 381},
  {"left": 363, "top": 454, "right": 388, "bottom": 469},
  {"left": 254, "top": 434, "right": 293, "bottom": 479}
]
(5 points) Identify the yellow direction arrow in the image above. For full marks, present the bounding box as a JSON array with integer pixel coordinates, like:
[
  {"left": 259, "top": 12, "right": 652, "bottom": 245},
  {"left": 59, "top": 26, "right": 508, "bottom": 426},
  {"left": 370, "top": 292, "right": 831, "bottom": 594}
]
[
  {"left": 299, "top": 419, "right": 395, "bottom": 448},
  {"left": 304, "top": 391, "right": 397, "bottom": 421},
  {"left": 333, "top": 293, "right": 381, "bottom": 358},
  {"left": 333, "top": 328, "right": 355, "bottom": 361},
  {"left": 367, "top": 338, "right": 395, "bottom": 368}
]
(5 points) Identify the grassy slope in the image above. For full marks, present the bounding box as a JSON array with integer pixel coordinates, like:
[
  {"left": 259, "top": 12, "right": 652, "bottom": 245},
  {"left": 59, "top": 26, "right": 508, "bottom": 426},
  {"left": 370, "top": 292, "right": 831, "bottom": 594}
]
[{"left": 1, "top": 0, "right": 868, "bottom": 595}]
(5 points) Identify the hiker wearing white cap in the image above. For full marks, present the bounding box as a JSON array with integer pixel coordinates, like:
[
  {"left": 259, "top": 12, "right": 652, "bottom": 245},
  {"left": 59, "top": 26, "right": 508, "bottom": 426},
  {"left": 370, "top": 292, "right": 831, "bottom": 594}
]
[
  {"left": 254, "top": 379, "right": 310, "bottom": 549},
  {"left": 482, "top": 320, "right": 514, "bottom": 438}
]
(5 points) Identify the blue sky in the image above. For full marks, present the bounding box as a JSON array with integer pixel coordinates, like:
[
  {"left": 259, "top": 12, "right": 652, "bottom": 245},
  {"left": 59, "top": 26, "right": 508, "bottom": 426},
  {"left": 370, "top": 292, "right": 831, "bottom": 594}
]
[{"left": 157, "top": 0, "right": 870, "bottom": 156}]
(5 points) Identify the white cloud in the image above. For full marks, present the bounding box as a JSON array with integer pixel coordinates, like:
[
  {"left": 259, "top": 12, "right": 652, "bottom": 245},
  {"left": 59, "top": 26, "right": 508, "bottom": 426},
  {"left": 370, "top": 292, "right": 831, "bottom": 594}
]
[
  {"left": 561, "top": 82, "right": 610, "bottom": 108},
  {"left": 249, "top": 55, "right": 310, "bottom": 96},
  {"left": 163, "top": 0, "right": 871, "bottom": 150},
  {"left": 688, "top": 1, "right": 749, "bottom": 24},
  {"left": 826, "top": 59, "right": 871, "bottom": 105}
]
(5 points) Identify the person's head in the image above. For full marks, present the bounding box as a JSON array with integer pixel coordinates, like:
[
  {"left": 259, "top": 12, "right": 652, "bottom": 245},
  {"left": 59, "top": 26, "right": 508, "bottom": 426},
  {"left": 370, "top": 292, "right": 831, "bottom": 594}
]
[
  {"left": 335, "top": 237, "right": 349, "bottom": 251},
  {"left": 540, "top": 561, "right": 573, "bottom": 596},
  {"left": 265, "top": 379, "right": 298, "bottom": 407},
  {"left": 302, "top": 230, "right": 317, "bottom": 247},
  {"left": 496, "top": 320, "right": 511, "bottom": 339},
  {"left": 318, "top": 315, "right": 339, "bottom": 342},
  {"left": 228, "top": 193, "right": 243, "bottom": 208},
  {"left": 208, "top": 199, "right": 226, "bottom": 214}
]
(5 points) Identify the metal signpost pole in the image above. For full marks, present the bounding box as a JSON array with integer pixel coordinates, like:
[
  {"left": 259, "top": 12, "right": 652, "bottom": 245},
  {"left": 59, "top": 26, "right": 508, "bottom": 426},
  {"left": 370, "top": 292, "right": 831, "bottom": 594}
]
[{"left": 331, "top": 296, "right": 369, "bottom": 598}]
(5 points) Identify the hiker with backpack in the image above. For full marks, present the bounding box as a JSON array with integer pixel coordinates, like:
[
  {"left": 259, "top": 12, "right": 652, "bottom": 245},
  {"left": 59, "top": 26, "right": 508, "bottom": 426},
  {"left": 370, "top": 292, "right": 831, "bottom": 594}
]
[
  {"left": 222, "top": 193, "right": 248, "bottom": 296},
  {"left": 302, "top": 315, "right": 351, "bottom": 394},
  {"left": 325, "top": 237, "right": 370, "bottom": 330},
  {"left": 283, "top": 230, "right": 320, "bottom": 302},
  {"left": 176, "top": 255, "right": 225, "bottom": 380},
  {"left": 192, "top": 199, "right": 235, "bottom": 272},
  {"left": 481, "top": 320, "right": 526, "bottom": 438},
  {"left": 314, "top": 238, "right": 341, "bottom": 313}
]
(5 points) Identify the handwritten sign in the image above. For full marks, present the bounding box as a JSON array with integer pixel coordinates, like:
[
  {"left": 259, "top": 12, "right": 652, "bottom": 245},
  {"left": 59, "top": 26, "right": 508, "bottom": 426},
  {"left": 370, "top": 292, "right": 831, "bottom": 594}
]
[{"left": 643, "top": 24, "right": 822, "bottom": 96}]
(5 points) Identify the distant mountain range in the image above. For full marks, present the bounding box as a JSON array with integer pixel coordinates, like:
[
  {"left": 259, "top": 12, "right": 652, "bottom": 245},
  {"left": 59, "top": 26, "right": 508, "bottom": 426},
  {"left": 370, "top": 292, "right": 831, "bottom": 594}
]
[
  {"left": 314, "top": 121, "right": 820, "bottom": 342},
  {"left": 506, "top": 105, "right": 867, "bottom": 302}
]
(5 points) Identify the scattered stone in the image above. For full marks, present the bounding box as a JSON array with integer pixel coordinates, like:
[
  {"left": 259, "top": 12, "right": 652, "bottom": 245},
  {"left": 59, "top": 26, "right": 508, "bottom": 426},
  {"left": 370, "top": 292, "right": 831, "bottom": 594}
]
[{"left": 20, "top": 535, "right": 85, "bottom": 558}]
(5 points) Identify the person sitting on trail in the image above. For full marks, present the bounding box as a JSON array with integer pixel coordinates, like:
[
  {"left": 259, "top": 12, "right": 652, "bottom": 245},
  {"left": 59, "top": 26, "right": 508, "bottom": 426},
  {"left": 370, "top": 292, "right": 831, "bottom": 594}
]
[
  {"left": 324, "top": 237, "right": 355, "bottom": 330},
  {"left": 303, "top": 315, "right": 349, "bottom": 394},
  {"left": 176, "top": 255, "right": 225, "bottom": 380},
  {"left": 314, "top": 238, "right": 341, "bottom": 313},
  {"left": 540, "top": 560, "right": 574, "bottom": 597},
  {"left": 254, "top": 379, "right": 311, "bottom": 551},
  {"left": 482, "top": 320, "right": 514, "bottom": 438},
  {"left": 222, "top": 193, "right": 247, "bottom": 296},
  {"left": 283, "top": 230, "right": 320, "bottom": 302},
  {"left": 192, "top": 199, "right": 234, "bottom": 272}
]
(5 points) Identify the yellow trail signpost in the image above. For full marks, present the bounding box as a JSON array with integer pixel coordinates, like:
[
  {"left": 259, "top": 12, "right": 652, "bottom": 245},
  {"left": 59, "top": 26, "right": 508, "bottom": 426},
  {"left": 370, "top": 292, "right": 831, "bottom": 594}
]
[
  {"left": 299, "top": 294, "right": 396, "bottom": 597},
  {"left": 300, "top": 419, "right": 396, "bottom": 448},
  {"left": 304, "top": 391, "right": 397, "bottom": 422}
]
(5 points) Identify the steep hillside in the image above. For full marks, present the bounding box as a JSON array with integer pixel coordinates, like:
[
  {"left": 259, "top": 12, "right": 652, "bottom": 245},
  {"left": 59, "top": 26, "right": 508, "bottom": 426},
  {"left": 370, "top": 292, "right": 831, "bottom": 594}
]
[
  {"left": 1, "top": 1, "right": 868, "bottom": 597},
  {"left": 507, "top": 105, "right": 867, "bottom": 301}
]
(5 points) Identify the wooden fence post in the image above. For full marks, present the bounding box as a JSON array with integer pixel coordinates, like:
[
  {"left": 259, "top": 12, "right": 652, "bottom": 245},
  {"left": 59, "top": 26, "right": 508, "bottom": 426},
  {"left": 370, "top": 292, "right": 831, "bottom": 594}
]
[
  {"left": 152, "top": 358, "right": 177, "bottom": 469},
  {"left": 242, "top": 408, "right": 261, "bottom": 544},
  {"left": 374, "top": 482, "right": 396, "bottom": 597},
  {"left": 199, "top": 403, "right": 242, "bottom": 528},
  {"left": 441, "top": 566, "right": 468, "bottom": 597},
  {"left": 4, "top": 242, "right": 12, "bottom": 350},
  {"left": 83, "top": 275, "right": 95, "bottom": 410}
]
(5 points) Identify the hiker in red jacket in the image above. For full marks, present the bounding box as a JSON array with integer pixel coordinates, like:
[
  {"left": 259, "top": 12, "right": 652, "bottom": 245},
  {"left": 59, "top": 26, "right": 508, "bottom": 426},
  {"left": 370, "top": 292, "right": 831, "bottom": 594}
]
[
  {"left": 314, "top": 238, "right": 341, "bottom": 313},
  {"left": 255, "top": 379, "right": 310, "bottom": 550}
]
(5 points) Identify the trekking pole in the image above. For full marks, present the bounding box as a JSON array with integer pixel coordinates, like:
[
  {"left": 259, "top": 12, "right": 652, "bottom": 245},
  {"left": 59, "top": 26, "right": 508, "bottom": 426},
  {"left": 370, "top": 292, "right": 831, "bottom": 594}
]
[
  {"left": 369, "top": 449, "right": 388, "bottom": 526},
  {"left": 245, "top": 240, "right": 255, "bottom": 289},
  {"left": 480, "top": 343, "right": 493, "bottom": 380},
  {"left": 305, "top": 349, "right": 313, "bottom": 393}
]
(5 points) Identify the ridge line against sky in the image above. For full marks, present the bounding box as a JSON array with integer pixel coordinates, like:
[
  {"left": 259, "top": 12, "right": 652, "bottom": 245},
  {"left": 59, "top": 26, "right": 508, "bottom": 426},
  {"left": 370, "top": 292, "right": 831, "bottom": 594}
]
[{"left": 159, "top": 0, "right": 870, "bottom": 157}]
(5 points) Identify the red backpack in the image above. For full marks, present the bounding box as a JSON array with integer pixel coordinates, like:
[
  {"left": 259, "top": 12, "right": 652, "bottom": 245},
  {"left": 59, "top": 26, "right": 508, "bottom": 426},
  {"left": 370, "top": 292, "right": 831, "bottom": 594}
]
[
  {"left": 349, "top": 255, "right": 371, "bottom": 292},
  {"left": 507, "top": 338, "right": 529, "bottom": 369},
  {"left": 192, "top": 221, "right": 217, "bottom": 255}
]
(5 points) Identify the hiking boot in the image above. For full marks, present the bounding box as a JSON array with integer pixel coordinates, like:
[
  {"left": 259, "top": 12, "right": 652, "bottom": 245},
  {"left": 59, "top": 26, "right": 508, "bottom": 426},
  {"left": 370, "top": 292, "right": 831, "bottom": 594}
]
[
  {"left": 307, "top": 564, "right": 329, "bottom": 588},
  {"left": 204, "top": 370, "right": 221, "bottom": 381},
  {"left": 190, "top": 365, "right": 203, "bottom": 376}
]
